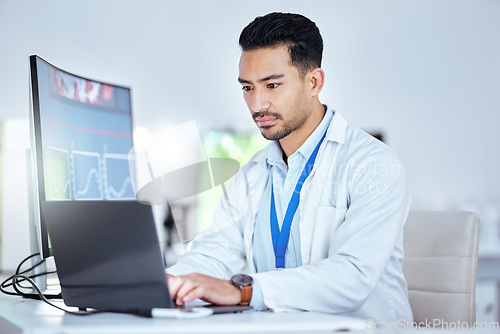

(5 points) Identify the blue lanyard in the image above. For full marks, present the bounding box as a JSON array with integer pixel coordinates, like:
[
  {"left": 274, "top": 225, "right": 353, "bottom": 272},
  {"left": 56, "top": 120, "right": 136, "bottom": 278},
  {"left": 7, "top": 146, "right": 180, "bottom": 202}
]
[{"left": 270, "top": 131, "right": 327, "bottom": 268}]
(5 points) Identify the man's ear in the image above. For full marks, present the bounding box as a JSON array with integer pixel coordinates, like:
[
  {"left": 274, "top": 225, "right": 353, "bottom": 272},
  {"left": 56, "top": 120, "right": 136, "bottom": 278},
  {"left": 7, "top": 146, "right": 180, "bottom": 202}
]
[{"left": 308, "top": 68, "right": 325, "bottom": 97}]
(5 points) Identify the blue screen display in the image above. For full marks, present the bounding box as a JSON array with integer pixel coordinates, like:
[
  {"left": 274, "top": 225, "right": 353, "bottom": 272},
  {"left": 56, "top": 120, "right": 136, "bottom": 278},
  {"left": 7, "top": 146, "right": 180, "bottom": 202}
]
[{"left": 35, "top": 58, "right": 135, "bottom": 201}]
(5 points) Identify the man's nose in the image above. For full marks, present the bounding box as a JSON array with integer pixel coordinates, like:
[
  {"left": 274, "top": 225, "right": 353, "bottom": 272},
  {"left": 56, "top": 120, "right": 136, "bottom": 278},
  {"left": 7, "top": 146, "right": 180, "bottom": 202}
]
[{"left": 251, "top": 89, "right": 271, "bottom": 113}]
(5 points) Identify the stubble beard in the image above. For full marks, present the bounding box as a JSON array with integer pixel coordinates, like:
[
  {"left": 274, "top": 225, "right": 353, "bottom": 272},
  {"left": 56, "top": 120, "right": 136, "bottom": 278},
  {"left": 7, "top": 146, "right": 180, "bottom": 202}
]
[{"left": 255, "top": 101, "right": 310, "bottom": 141}]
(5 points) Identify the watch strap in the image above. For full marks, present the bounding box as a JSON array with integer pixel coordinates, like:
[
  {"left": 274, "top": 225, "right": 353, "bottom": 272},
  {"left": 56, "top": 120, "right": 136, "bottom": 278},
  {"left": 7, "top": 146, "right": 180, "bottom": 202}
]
[{"left": 240, "top": 285, "right": 252, "bottom": 306}]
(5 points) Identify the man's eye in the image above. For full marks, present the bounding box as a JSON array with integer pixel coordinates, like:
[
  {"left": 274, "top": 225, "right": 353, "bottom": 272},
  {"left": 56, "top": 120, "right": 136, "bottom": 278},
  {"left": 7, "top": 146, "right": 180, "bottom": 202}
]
[
  {"left": 267, "top": 83, "right": 280, "bottom": 89},
  {"left": 241, "top": 86, "right": 252, "bottom": 92}
]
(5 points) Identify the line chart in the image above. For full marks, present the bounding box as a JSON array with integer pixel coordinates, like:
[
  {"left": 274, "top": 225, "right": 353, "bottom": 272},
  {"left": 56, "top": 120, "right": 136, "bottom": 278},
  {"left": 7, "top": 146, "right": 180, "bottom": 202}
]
[
  {"left": 45, "top": 146, "right": 72, "bottom": 200},
  {"left": 44, "top": 146, "right": 135, "bottom": 201},
  {"left": 72, "top": 150, "right": 103, "bottom": 200},
  {"left": 103, "top": 153, "right": 135, "bottom": 200}
]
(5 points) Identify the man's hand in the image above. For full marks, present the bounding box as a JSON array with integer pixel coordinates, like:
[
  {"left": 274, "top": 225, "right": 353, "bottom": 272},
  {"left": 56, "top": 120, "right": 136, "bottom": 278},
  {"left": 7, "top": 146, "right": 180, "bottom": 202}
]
[{"left": 166, "top": 273, "right": 241, "bottom": 306}]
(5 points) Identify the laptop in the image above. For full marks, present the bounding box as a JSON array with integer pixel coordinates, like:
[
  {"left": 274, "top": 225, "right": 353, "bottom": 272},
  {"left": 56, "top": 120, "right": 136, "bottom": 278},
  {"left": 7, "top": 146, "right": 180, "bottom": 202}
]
[{"left": 41, "top": 200, "right": 252, "bottom": 315}]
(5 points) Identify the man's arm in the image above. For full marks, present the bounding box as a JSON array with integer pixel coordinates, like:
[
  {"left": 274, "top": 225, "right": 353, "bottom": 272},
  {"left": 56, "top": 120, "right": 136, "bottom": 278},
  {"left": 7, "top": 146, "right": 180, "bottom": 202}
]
[
  {"left": 166, "top": 167, "right": 258, "bottom": 302},
  {"left": 167, "top": 151, "right": 409, "bottom": 313}
]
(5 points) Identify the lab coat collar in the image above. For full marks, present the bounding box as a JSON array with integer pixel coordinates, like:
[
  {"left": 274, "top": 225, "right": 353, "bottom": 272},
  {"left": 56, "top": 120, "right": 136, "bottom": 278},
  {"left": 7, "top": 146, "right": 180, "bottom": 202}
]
[{"left": 324, "top": 108, "right": 347, "bottom": 145}]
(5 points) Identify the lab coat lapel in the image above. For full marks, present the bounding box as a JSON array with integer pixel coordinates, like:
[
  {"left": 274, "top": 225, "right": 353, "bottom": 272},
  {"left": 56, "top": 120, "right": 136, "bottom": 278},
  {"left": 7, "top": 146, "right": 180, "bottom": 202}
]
[
  {"left": 299, "top": 111, "right": 348, "bottom": 265},
  {"left": 242, "top": 145, "right": 273, "bottom": 272}
]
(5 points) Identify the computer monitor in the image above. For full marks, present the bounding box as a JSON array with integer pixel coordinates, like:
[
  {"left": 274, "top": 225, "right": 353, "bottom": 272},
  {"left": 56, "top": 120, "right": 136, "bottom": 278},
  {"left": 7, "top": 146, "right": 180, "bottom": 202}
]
[{"left": 28, "top": 55, "right": 135, "bottom": 259}]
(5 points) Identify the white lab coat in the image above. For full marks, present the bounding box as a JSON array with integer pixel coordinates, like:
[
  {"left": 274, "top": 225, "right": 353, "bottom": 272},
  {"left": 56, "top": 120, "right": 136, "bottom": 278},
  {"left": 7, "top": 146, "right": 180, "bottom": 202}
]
[{"left": 168, "top": 111, "right": 413, "bottom": 324}]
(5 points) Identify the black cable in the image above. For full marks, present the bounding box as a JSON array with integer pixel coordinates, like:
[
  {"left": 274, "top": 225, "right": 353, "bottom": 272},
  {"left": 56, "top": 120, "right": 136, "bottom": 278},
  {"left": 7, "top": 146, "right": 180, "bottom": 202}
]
[
  {"left": 1, "top": 254, "right": 149, "bottom": 317},
  {"left": 13, "top": 275, "right": 100, "bottom": 316},
  {"left": 1, "top": 253, "right": 40, "bottom": 296},
  {"left": 9, "top": 271, "right": 58, "bottom": 290},
  {"left": 0, "top": 253, "right": 61, "bottom": 299},
  {"left": 12, "top": 275, "right": 148, "bottom": 317},
  {"left": 3, "top": 271, "right": 55, "bottom": 289},
  {"left": 16, "top": 253, "right": 40, "bottom": 274}
]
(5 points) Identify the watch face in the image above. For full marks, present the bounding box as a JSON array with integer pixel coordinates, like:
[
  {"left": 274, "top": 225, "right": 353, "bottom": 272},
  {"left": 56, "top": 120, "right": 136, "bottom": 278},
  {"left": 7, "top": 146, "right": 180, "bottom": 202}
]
[{"left": 232, "top": 274, "right": 253, "bottom": 287}]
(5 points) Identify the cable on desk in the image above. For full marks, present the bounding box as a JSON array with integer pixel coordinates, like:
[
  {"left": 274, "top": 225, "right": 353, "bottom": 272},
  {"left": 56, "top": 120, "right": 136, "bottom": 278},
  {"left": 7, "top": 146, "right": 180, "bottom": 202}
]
[
  {"left": 11, "top": 275, "right": 101, "bottom": 316},
  {"left": 0, "top": 253, "right": 61, "bottom": 300},
  {"left": 0, "top": 254, "right": 167, "bottom": 318}
]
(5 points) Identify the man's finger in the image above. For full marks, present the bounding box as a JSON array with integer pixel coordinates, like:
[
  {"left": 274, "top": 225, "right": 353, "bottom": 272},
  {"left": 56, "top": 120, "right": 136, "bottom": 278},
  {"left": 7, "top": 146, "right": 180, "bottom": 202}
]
[
  {"left": 175, "top": 278, "right": 197, "bottom": 305},
  {"left": 183, "top": 286, "right": 206, "bottom": 304}
]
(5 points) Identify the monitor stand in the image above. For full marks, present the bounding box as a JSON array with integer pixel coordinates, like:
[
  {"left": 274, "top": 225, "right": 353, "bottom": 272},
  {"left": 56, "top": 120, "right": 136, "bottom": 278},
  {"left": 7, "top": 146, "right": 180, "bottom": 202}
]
[{"left": 28, "top": 229, "right": 47, "bottom": 291}]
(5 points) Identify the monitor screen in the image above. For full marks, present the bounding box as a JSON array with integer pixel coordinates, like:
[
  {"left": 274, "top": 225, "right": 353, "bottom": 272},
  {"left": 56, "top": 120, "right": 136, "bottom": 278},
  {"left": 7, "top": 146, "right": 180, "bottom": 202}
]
[{"left": 29, "top": 55, "right": 135, "bottom": 258}]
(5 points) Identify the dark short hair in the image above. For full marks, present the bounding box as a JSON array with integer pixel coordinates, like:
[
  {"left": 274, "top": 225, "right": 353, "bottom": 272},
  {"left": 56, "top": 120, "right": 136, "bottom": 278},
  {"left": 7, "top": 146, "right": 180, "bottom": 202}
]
[{"left": 239, "top": 12, "right": 323, "bottom": 76}]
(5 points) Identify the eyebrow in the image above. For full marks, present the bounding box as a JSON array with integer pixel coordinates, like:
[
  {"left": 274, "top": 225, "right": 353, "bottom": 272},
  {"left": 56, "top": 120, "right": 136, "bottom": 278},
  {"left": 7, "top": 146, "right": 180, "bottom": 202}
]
[{"left": 238, "top": 74, "right": 285, "bottom": 84}]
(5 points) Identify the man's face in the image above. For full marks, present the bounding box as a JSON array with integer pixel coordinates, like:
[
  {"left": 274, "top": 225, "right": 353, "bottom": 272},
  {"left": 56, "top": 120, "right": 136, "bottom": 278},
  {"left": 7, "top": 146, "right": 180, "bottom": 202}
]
[{"left": 238, "top": 46, "right": 312, "bottom": 141}]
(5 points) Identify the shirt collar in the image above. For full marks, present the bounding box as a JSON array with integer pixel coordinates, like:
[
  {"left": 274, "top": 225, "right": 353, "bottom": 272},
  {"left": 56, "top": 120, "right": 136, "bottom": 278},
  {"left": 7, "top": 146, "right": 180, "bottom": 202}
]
[{"left": 266, "top": 140, "right": 285, "bottom": 168}]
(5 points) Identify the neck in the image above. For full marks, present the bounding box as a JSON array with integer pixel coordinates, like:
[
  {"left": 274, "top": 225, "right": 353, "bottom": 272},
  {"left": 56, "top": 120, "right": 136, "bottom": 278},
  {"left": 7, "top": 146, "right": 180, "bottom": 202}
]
[{"left": 279, "top": 102, "right": 326, "bottom": 159}]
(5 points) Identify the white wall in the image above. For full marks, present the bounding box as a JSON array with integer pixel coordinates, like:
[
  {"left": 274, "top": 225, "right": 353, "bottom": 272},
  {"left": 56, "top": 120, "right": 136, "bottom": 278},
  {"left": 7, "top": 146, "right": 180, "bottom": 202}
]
[
  {"left": 0, "top": 0, "right": 499, "bottom": 268},
  {"left": 0, "top": 119, "right": 31, "bottom": 270}
]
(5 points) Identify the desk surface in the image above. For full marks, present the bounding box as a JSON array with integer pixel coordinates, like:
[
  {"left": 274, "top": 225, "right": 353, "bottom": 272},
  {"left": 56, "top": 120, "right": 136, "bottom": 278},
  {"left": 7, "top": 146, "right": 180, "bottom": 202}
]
[{"left": 0, "top": 294, "right": 367, "bottom": 334}]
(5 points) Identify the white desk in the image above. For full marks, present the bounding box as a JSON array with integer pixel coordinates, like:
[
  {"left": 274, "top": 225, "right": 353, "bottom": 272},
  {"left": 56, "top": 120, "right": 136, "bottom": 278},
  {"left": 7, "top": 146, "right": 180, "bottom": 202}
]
[{"left": 0, "top": 294, "right": 367, "bottom": 334}]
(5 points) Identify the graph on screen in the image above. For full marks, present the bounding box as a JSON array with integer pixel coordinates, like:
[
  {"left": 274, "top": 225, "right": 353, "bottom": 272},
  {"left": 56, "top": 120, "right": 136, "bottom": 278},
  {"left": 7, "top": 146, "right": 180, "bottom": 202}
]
[
  {"left": 103, "top": 153, "right": 134, "bottom": 199},
  {"left": 44, "top": 146, "right": 71, "bottom": 200},
  {"left": 43, "top": 145, "right": 135, "bottom": 201}
]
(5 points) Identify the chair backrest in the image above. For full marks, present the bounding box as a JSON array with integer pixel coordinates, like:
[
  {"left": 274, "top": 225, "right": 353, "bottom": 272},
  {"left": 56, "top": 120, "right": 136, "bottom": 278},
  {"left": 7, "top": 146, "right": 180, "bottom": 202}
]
[{"left": 403, "top": 210, "right": 480, "bottom": 327}]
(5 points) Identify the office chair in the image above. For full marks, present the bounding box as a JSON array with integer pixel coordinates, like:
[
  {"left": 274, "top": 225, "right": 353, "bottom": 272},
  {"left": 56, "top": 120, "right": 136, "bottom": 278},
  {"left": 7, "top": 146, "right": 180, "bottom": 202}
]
[{"left": 403, "top": 210, "right": 480, "bottom": 327}]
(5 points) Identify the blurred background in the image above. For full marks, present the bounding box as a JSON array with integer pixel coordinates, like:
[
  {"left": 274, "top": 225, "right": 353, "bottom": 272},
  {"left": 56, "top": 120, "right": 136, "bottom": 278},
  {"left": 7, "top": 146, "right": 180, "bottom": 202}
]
[{"left": 0, "top": 0, "right": 499, "bottom": 321}]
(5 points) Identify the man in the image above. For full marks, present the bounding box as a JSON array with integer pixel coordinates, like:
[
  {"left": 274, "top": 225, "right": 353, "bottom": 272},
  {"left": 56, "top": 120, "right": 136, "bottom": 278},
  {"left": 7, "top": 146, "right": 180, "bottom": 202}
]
[{"left": 167, "top": 12, "right": 412, "bottom": 323}]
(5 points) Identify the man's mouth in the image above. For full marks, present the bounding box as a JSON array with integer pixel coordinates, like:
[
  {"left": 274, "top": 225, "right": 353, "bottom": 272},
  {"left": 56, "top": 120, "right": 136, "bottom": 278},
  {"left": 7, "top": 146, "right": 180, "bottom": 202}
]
[
  {"left": 253, "top": 112, "right": 281, "bottom": 127},
  {"left": 255, "top": 115, "right": 277, "bottom": 127}
]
